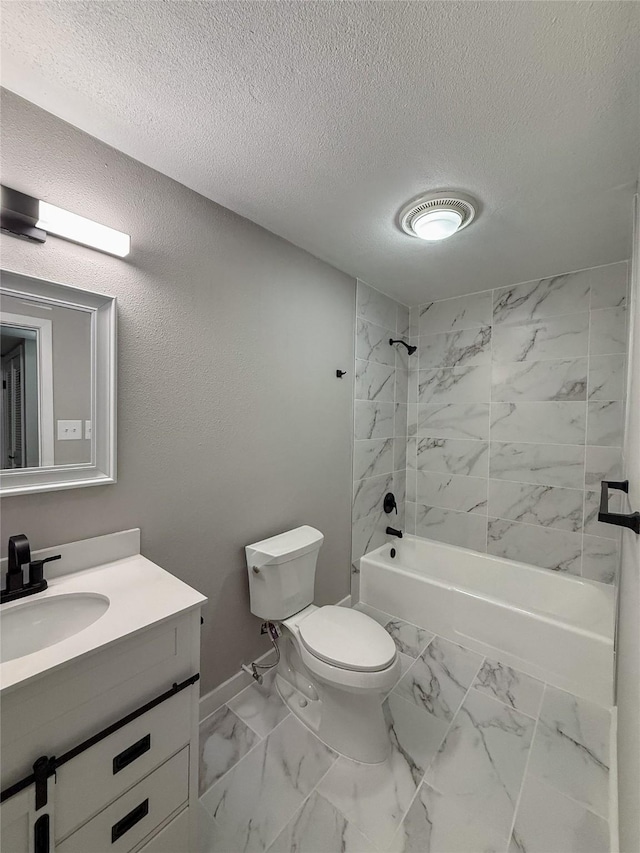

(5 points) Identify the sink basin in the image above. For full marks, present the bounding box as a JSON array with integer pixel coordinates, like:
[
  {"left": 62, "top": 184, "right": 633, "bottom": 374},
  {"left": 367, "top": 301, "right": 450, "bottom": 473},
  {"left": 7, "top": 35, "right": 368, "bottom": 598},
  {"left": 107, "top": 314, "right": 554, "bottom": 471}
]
[{"left": 1, "top": 593, "right": 110, "bottom": 663}]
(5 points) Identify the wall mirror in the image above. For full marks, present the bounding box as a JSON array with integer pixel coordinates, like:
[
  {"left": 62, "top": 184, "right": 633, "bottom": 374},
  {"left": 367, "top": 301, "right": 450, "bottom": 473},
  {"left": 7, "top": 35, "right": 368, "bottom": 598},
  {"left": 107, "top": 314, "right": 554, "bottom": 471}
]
[{"left": 0, "top": 270, "right": 116, "bottom": 495}]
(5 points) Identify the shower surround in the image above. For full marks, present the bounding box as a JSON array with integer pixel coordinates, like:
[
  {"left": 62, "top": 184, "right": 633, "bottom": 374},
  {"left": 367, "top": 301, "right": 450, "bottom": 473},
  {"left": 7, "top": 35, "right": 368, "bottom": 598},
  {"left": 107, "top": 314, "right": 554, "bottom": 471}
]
[
  {"left": 351, "top": 282, "right": 410, "bottom": 570},
  {"left": 405, "top": 261, "right": 629, "bottom": 583}
]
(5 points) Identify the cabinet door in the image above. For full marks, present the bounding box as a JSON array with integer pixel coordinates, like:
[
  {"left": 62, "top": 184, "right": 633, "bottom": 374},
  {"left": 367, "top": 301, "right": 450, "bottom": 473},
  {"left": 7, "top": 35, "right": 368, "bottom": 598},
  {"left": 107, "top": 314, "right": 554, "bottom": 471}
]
[{"left": 0, "top": 784, "right": 53, "bottom": 853}]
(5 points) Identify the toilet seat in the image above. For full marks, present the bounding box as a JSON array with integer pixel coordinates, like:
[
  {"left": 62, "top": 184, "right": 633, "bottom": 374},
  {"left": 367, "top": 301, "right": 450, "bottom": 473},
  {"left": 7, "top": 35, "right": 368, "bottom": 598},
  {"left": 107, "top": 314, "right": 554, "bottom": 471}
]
[{"left": 298, "top": 605, "right": 396, "bottom": 672}]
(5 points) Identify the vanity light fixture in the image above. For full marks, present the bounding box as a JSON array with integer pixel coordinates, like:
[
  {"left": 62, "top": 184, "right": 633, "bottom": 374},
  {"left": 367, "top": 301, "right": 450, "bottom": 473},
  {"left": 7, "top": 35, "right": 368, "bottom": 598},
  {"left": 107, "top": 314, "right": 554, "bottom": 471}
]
[
  {"left": 1, "top": 186, "right": 130, "bottom": 257},
  {"left": 399, "top": 191, "right": 477, "bottom": 242}
]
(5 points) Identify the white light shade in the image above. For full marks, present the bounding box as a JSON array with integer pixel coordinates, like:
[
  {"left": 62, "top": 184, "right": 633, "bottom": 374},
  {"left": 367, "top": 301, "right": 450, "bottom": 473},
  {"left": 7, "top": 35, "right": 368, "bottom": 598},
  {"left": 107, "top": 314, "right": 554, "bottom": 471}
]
[
  {"left": 412, "top": 208, "right": 463, "bottom": 241},
  {"left": 37, "top": 201, "right": 130, "bottom": 257}
]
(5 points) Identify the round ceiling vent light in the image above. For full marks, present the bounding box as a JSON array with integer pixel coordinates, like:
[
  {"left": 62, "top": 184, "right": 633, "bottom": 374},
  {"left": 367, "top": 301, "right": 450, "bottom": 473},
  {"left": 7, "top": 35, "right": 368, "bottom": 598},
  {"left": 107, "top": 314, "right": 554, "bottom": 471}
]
[{"left": 399, "top": 192, "right": 477, "bottom": 241}]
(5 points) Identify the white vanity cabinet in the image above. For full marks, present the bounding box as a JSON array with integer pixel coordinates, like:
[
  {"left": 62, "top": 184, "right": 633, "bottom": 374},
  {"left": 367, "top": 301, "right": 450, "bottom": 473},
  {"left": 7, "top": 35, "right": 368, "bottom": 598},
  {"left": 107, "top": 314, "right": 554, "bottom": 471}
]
[{"left": 0, "top": 532, "right": 206, "bottom": 853}]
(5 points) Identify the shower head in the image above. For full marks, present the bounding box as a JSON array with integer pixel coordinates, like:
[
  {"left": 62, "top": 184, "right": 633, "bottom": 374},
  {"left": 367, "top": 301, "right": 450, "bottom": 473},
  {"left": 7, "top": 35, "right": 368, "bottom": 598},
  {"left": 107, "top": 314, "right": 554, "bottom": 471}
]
[{"left": 389, "top": 338, "right": 417, "bottom": 355}]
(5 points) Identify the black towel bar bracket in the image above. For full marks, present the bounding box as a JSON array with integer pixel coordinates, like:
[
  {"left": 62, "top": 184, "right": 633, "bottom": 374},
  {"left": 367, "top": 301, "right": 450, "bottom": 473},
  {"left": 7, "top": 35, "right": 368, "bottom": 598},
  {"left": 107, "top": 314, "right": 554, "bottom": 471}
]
[{"left": 598, "top": 480, "right": 640, "bottom": 534}]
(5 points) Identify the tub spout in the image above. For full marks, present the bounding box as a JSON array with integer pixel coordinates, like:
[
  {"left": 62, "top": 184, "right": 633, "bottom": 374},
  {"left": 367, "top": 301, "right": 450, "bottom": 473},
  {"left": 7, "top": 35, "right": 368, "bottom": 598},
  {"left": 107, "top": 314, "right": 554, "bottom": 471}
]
[{"left": 386, "top": 527, "right": 403, "bottom": 539}]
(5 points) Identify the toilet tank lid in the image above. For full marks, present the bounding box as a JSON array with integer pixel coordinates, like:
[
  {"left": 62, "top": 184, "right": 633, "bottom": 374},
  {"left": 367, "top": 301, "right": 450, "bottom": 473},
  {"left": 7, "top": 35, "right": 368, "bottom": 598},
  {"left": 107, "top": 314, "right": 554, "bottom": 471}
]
[{"left": 246, "top": 525, "right": 324, "bottom": 566}]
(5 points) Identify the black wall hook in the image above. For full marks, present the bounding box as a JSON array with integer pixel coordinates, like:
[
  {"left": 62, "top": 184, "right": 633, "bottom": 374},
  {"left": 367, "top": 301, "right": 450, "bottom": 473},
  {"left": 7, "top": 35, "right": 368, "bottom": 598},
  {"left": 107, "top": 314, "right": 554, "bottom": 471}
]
[{"left": 336, "top": 370, "right": 347, "bottom": 378}]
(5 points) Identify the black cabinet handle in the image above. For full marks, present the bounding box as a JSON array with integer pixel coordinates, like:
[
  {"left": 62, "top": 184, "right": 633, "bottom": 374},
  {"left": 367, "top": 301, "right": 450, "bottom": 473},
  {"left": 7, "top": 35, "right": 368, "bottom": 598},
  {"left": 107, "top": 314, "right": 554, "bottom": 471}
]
[
  {"left": 111, "top": 798, "right": 149, "bottom": 843},
  {"left": 112, "top": 734, "right": 151, "bottom": 774},
  {"left": 598, "top": 480, "right": 640, "bottom": 534},
  {"left": 34, "top": 814, "right": 50, "bottom": 853}
]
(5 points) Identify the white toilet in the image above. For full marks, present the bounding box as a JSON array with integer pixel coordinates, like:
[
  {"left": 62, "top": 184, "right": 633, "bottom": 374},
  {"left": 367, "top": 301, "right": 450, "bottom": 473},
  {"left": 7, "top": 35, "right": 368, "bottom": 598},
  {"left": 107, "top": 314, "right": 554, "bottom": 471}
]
[{"left": 246, "top": 525, "right": 400, "bottom": 763}]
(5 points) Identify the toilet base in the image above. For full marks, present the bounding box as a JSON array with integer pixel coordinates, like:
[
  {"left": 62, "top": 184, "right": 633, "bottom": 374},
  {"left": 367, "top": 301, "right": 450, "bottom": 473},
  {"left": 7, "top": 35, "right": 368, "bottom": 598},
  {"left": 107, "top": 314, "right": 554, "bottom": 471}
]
[{"left": 275, "top": 652, "right": 391, "bottom": 764}]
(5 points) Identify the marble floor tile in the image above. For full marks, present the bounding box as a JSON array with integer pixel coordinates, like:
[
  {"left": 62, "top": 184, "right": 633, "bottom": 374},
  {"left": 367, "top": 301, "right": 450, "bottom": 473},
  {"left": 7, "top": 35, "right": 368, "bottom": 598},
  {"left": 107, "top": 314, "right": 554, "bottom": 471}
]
[
  {"left": 393, "top": 636, "right": 483, "bottom": 722},
  {"left": 425, "top": 689, "right": 535, "bottom": 838},
  {"left": 201, "top": 714, "right": 337, "bottom": 852},
  {"left": 389, "top": 781, "right": 509, "bottom": 853},
  {"left": 383, "top": 619, "right": 434, "bottom": 658},
  {"left": 472, "top": 660, "right": 544, "bottom": 718},
  {"left": 528, "top": 685, "right": 610, "bottom": 818},
  {"left": 509, "top": 775, "right": 610, "bottom": 853},
  {"left": 387, "top": 652, "right": 416, "bottom": 695},
  {"left": 317, "top": 747, "right": 419, "bottom": 850},
  {"left": 197, "top": 800, "right": 220, "bottom": 853},
  {"left": 383, "top": 693, "right": 450, "bottom": 783},
  {"left": 267, "top": 791, "right": 376, "bottom": 853},
  {"left": 227, "top": 669, "right": 290, "bottom": 738},
  {"left": 199, "top": 704, "right": 261, "bottom": 794}
]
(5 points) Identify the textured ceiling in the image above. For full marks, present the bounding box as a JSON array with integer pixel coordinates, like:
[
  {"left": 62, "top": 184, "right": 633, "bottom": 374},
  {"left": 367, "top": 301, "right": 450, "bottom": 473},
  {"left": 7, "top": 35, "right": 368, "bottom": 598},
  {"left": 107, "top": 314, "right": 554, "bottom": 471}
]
[{"left": 1, "top": 1, "right": 639, "bottom": 305}]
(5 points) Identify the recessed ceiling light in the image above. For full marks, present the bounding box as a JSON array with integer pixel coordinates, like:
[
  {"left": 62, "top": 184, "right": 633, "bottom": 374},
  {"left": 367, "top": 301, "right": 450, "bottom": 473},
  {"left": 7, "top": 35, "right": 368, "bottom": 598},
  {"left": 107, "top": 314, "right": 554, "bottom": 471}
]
[{"left": 399, "top": 192, "right": 477, "bottom": 242}]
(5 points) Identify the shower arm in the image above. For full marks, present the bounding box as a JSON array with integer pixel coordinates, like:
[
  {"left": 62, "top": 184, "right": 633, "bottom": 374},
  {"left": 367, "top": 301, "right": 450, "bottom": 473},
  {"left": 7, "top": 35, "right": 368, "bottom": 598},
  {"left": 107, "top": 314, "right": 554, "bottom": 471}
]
[{"left": 389, "top": 338, "right": 417, "bottom": 355}]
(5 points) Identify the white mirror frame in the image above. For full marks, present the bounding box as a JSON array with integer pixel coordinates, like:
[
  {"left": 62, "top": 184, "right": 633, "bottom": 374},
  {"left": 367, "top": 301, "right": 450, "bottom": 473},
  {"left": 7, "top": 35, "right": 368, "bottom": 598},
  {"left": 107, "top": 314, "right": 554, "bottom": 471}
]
[{"left": 0, "top": 270, "right": 116, "bottom": 496}]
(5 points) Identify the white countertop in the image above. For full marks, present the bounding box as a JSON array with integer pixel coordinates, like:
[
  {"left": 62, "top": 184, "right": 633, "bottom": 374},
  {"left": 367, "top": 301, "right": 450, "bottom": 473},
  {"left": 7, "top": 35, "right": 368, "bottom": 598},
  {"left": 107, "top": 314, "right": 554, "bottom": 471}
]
[{"left": 0, "top": 547, "right": 207, "bottom": 694}]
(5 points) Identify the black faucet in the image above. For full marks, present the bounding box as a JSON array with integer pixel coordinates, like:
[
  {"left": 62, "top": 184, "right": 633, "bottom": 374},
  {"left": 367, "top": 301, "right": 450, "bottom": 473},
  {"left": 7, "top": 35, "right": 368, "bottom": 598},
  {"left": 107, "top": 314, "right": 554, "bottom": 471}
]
[
  {"left": 386, "top": 527, "right": 403, "bottom": 539},
  {"left": 2, "top": 534, "right": 61, "bottom": 604}
]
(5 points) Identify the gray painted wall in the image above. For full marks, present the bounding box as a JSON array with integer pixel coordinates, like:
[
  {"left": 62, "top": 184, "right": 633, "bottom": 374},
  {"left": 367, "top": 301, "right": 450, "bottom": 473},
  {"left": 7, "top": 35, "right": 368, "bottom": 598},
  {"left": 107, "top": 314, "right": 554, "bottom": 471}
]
[{"left": 0, "top": 89, "right": 356, "bottom": 693}]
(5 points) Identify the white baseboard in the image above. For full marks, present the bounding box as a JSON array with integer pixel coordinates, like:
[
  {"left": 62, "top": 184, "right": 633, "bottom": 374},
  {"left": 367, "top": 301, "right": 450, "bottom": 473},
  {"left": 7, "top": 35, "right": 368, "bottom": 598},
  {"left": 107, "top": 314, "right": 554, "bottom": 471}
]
[
  {"left": 199, "top": 594, "right": 353, "bottom": 721},
  {"left": 200, "top": 647, "right": 277, "bottom": 721}
]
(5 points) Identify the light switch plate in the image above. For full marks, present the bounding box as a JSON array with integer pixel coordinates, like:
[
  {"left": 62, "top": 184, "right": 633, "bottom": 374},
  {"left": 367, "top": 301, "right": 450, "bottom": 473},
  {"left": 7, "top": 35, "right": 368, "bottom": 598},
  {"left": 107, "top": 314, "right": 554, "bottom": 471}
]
[
  {"left": 57, "top": 420, "right": 83, "bottom": 440},
  {"left": 84, "top": 420, "right": 92, "bottom": 440}
]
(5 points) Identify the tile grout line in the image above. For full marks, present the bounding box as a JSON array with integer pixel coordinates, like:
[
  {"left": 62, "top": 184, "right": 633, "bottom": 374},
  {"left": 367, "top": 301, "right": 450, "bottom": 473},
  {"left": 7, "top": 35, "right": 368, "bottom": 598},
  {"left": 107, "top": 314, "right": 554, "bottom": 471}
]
[
  {"left": 199, "top": 699, "right": 292, "bottom": 806},
  {"left": 505, "top": 682, "right": 547, "bottom": 848},
  {"left": 261, "top": 751, "right": 343, "bottom": 853}
]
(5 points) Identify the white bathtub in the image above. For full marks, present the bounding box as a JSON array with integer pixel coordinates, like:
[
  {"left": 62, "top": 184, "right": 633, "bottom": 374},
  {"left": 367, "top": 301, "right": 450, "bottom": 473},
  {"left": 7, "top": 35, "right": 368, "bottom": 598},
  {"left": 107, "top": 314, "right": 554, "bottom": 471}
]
[{"left": 359, "top": 534, "right": 615, "bottom": 708}]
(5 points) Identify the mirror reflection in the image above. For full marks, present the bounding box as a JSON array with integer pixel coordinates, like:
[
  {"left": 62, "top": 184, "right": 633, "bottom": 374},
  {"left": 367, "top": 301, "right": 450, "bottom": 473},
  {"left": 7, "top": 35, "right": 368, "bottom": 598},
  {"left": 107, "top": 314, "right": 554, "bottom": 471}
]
[{"left": 1, "top": 295, "right": 92, "bottom": 470}]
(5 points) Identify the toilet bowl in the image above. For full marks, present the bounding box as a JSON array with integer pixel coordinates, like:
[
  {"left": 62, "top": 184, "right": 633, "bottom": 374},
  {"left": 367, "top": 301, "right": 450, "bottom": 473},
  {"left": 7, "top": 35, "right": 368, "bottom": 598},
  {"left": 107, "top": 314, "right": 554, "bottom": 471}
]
[
  {"left": 245, "top": 526, "right": 400, "bottom": 763},
  {"left": 277, "top": 605, "right": 400, "bottom": 763}
]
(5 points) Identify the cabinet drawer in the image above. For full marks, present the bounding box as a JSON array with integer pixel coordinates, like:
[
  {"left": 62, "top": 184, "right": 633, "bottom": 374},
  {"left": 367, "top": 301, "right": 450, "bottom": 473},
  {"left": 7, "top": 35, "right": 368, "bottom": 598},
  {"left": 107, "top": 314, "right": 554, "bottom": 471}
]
[
  {"left": 56, "top": 688, "right": 192, "bottom": 840},
  {"left": 136, "top": 808, "right": 190, "bottom": 852},
  {"left": 57, "top": 747, "right": 189, "bottom": 853}
]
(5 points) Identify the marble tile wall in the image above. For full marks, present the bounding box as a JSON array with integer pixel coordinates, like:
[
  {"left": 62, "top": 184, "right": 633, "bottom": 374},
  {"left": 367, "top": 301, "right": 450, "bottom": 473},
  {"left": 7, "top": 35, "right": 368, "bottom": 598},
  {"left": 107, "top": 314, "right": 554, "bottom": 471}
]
[
  {"left": 352, "top": 282, "right": 410, "bottom": 572},
  {"left": 405, "top": 261, "right": 629, "bottom": 584}
]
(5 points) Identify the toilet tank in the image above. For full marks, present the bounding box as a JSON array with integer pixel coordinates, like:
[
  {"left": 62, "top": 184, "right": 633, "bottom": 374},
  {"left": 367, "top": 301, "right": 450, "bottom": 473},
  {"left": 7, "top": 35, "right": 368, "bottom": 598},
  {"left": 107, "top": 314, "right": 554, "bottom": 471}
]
[{"left": 245, "top": 526, "right": 324, "bottom": 620}]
